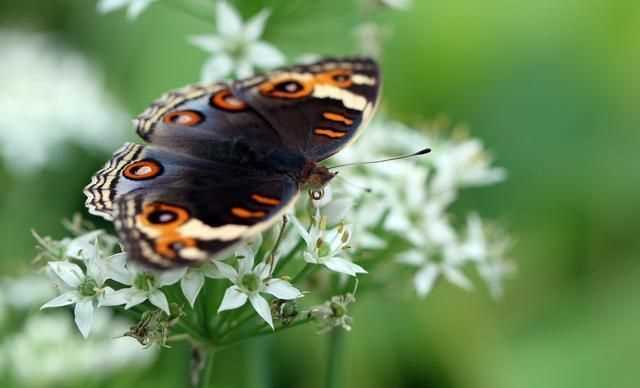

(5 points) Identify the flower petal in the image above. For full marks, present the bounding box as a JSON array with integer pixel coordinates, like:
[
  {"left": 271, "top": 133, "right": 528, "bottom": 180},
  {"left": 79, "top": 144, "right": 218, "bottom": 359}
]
[
  {"left": 289, "top": 214, "right": 311, "bottom": 246},
  {"left": 48, "top": 261, "right": 85, "bottom": 288},
  {"left": 101, "top": 252, "right": 132, "bottom": 285},
  {"left": 414, "top": 265, "right": 439, "bottom": 297},
  {"left": 323, "top": 198, "right": 353, "bottom": 225},
  {"left": 213, "top": 260, "right": 238, "bottom": 280},
  {"left": 65, "top": 230, "right": 102, "bottom": 260},
  {"left": 41, "top": 291, "right": 80, "bottom": 309},
  {"left": 97, "top": 0, "right": 130, "bottom": 13},
  {"left": 235, "top": 59, "right": 254, "bottom": 78},
  {"left": 237, "top": 256, "right": 255, "bottom": 276},
  {"left": 216, "top": 0, "right": 243, "bottom": 37},
  {"left": 188, "top": 34, "right": 224, "bottom": 52},
  {"left": 181, "top": 271, "right": 205, "bottom": 307},
  {"left": 201, "top": 54, "right": 234, "bottom": 82},
  {"left": 126, "top": 0, "right": 154, "bottom": 20},
  {"left": 265, "top": 279, "right": 302, "bottom": 300},
  {"left": 246, "top": 42, "right": 285, "bottom": 68},
  {"left": 74, "top": 299, "right": 95, "bottom": 338},
  {"left": 122, "top": 288, "right": 149, "bottom": 309},
  {"left": 218, "top": 286, "right": 248, "bottom": 312},
  {"left": 249, "top": 294, "right": 273, "bottom": 329},
  {"left": 324, "top": 257, "right": 367, "bottom": 276},
  {"left": 442, "top": 265, "right": 473, "bottom": 290},
  {"left": 243, "top": 8, "right": 270, "bottom": 41},
  {"left": 98, "top": 287, "right": 127, "bottom": 307},
  {"left": 157, "top": 267, "right": 188, "bottom": 287},
  {"left": 149, "top": 290, "right": 170, "bottom": 314}
]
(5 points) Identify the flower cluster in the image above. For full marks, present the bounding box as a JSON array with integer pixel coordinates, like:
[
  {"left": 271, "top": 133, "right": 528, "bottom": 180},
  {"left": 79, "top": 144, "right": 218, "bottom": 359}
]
[
  {"left": 330, "top": 118, "right": 514, "bottom": 298},
  {"left": 0, "top": 30, "right": 127, "bottom": 173},
  {"left": 0, "top": 272, "right": 154, "bottom": 386},
  {"left": 17, "top": 1, "right": 515, "bottom": 346}
]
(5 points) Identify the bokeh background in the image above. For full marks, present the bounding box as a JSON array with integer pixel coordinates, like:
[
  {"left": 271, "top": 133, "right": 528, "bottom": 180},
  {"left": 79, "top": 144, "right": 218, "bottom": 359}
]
[{"left": 0, "top": 1, "right": 639, "bottom": 387}]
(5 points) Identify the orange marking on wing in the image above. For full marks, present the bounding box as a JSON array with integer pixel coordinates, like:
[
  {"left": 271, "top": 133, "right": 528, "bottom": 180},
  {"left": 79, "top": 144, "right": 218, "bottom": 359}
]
[
  {"left": 231, "top": 207, "right": 267, "bottom": 219},
  {"left": 136, "top": 202, "right": 194, "bottom": 259},
  {"left": 251, "top": 194, "right": 281, "bottom": 206},
  {"left": 323, "top": 112, "right": 353, "bottom": 125},
  {"left": 314, "top": 128, "right": 347, "bottom": 139},
  {"left": 123, "top": 159, "right": 163, "bottom": 180},
  {"left": 211, "top": 89, "right": 247, "bottom": 111},
  {"left": 163, "top": 110, "right": 203, "bottom": 126}
]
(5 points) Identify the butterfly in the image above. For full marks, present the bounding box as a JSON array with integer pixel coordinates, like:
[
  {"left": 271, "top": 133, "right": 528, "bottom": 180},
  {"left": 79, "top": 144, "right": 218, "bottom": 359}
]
[{"left": 84, "top": 57, "right": 380, "bottom": 268}]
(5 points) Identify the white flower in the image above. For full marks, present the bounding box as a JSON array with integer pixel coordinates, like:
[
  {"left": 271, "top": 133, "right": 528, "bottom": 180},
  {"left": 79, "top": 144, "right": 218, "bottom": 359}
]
[
  {"left": 380, "top": 0, "right": 413, "bottom": 10},
  {"left": 178, "top": 235, "right": 264, "bottom": 308},
  {"left": 400, "top": 249, "right": 472, "bottom": 298},
  {"left": 460, "top": 214, "right": 515, "bottom": 298},
  {"left": 0, "top": 30, "right": 127, "bottom": 173},
  {"left": 97, "top": 0, "right": 156, "bottom": 19},
  {"left": 217, "top": 253, "right": 302, "bottom": 329},
  {"left": 40, "top": 249, "right": 119, "bottom": 338},
  {"left": 2, "top": 274, "right": 57, "bottom": 309},
  {"left": 311, "top": 185, "right": 354, "bottom": 226},
  {"left": 101, "top": 254, "right": 186, "bottom": 314},
  {"left": 189, "top": 1, "right": 285, "bottom": 81},
  {"left": 64, "top": 230, "right": 104, "bottom": 260},
  {"left": 431, "top": 138, "right": 506, "bottom": 194},
  {"left": 478, "top": 256, "right": 515, "bottom": 299},
  {"left": 291, "top": 212, "right": 367, "bottom": 277},
  {"left": 2, "top": 311, "right": 155, "bottom": 385}
]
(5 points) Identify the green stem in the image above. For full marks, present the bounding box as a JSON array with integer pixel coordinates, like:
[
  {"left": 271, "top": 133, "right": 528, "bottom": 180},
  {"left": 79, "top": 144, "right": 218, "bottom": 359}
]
[
  {"left": 198, "top": 350, "right": 216, "bottom": 388},
  {"left": 218, "top": 317, "right": 312, "bottom": 348},
  {"left": 325, "top": 329, "right": 346, "bottom": 388},
  {"left": 217, "top": 309, "right": 257, "bottom": 339},
  {"left": 177, "top": 319, "right": 208, "bottom": 344},
  {"left": 273, "top": 239, "right": 305, "bottom": 276},
  {"left": 292, "top": 263, "right": 316, "bottom": 283}
]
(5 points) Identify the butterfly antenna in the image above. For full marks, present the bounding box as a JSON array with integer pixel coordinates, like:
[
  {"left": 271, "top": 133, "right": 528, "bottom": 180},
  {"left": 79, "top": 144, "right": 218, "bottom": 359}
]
[
  {"left": 328, "top": 147, "right": 431, "bottom": 170},
  {"left": 334, "top": 174, "right": 373, "bottom": 193}
]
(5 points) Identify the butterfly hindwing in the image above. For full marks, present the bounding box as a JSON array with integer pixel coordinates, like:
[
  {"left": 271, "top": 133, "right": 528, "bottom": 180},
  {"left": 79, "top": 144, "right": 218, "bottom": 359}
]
[
  {"left": 114, "top": 177, "right": 297, "bottom": 268},
  {"left": 232, "top": 57, "right": 380, "bottom": 161},
  {"left": 84, "top": 143, "right": 298, "bottom": 267}
]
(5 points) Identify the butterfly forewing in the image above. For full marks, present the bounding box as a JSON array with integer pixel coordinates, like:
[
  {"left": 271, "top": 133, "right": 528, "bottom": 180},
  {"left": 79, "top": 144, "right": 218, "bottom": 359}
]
[{"left": 232, "top": 57, "right": 380, "bottom": 161}]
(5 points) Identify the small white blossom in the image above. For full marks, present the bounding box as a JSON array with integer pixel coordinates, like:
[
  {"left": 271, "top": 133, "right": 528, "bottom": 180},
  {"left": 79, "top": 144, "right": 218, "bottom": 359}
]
[
  {"left": 179, "top": 235, "right": 263, "bottom": 308},
  {"left": 478, "top": 256, "right": 515, "bottom": 299},
  {"left": 97, "top": 0, "right": 156, "bottom": 19},
  {"left": 179, "top": 262, "right": 224, "bottom": 308},
  {"left": 1, "top": 274, "right": 57, "bottom": 309},
  {"left": 102, "top": 254, "right": 186, "bottom": 314},
  {"left": 380, "top": 0, "right": 413, "bottom": 10},
  {"left": 0, "top": 30, "right": 127, "bottom": 173},
  {"left": 460, "top": 214, "right": 515, "bottom": 298},
  {"left": 400, "top": 249, "right": 472, "bottom": 298},
  {"left": 311, "top": 185, "right": 354, "bottom": 226},
  {"left": 291, "top": 211, "right": 366, "bottom": 277},
  {"left": 1, "top": 311, "right": 155, "bottom": 385},
  {"left": 41, "top": 247, "right": 119, "bottom": 337},
  {"left": 431, "top": 138, "right": 506, "bottom": 194},
  {"left": 189, "top": 1, "right": 285, "bottom": 81},
  {"left": 64, "top": 230, "right": 104, "bottom": 260},
  {"left": 217, "top": 251, "right": 302, "bottom": 329}
]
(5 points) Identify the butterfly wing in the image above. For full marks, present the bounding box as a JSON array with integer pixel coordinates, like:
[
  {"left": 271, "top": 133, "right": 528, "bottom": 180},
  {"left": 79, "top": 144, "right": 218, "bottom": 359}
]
[
  {"left": 84, "top": 143, "right": 298, "bottom": 267},
  {"left": 232, "top": 57, "right": 380, "bottom": 161},
  {"left": 134, "top": 82, "right": 289, "bottom": 158}
]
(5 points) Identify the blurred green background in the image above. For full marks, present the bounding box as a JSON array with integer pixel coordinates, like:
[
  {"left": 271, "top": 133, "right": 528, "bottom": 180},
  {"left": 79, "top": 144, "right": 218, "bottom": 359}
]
[{"left": 0, "top": 0, "right": 639, "bottom": 387}]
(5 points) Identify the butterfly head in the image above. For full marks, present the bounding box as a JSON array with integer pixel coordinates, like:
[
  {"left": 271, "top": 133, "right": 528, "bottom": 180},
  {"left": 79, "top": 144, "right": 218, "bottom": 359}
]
[{"left": 302, "top": 162, "right": 337, "bottom": 190}]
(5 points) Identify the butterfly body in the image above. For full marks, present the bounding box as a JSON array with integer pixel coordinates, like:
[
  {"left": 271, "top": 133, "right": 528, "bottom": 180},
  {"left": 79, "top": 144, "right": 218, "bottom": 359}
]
[{"left": 84, "top": 58, "right": 379, "bottom": 268}]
